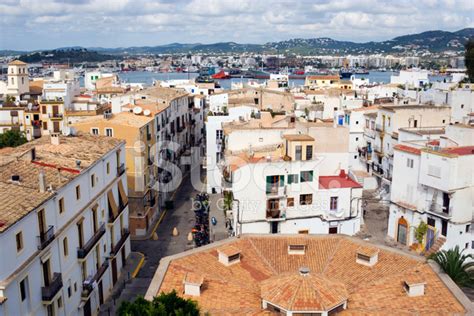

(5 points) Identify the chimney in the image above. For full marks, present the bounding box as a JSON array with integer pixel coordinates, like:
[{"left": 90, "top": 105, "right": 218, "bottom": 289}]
[
  {"left": 39, "top": 169, "right": 46, "bottom": 193},
  {"left": 356, "top": 247, "right": 379, "bottom": 267},
  {"left": 183, "top": 273, "right": 204, "bottom": 297},
  {"left": 403, "top": 274, "right": 426, "bottom": 297},
  {"left": 218, "top": 245, "right": 241, "bottom": 266},
  {"left": 51, "top": 133, "right": 60, "bottom": 146},
  {"left": 339, "top": 169, "right": 347, "bottom": 178}
]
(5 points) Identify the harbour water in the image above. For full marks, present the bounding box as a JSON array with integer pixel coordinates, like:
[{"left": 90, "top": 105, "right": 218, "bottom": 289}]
[{"left": 82, "top": 71, "right": 450, "bottom": 90}]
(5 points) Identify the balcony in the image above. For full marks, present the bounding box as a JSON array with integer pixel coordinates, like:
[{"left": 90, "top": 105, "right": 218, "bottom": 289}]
[
  {"left": 109, "top": 200, "right": 128, "bottom": 224},
  {"left": 48, "top": 113, "right": 64, "bottom": 120},
  {"left": 427, "top": 203, "right": 452, "bottom": 219},
  {"left": 266, "top": 209, "right": 280, "bottom": 219},
  {"left": 41, "top": 273, "right": 63, "bottom": 304},
  {"left": 110, "top": 228, "right": 130, "bottom": 257},
  {"left": 37, "top": 226, "right": 55, "bottom": 250},
  {"left": 77, "top": 224, "right": 106, "bottom": 260},
  {"left": 117, "top": 163, "right": 126, "bottom": 177},
  {"left": 81, "top": 259, "right": 109, "bottom": 300}
]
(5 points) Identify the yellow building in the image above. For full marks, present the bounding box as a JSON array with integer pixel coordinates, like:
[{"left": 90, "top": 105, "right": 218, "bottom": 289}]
[
  {"left": 304, "top": 75, "right": 341, "bottom": 89},
  {"left": 72, "top": 111, "right": 159, "bottom": 237}
]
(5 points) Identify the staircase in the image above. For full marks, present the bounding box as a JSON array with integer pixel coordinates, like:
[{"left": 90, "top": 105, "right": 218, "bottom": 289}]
[{"left": 424, "top": 236, "right": 446, "bottom": 257}]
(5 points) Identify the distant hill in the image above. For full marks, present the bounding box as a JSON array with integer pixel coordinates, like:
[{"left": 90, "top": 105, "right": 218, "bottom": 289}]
[
  {"left": 17, "top": 48, "right": 114, "bottom": 63},
  {"left": 1, "top": 28, "right": 472, "bottom": 59}
]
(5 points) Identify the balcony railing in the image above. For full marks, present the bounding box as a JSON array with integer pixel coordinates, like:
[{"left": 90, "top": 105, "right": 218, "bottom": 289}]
[
  {"left": 266, "top": 209, "right": 281, "bottom": 219},
  {"left": 117, "top": 163, "right": 126, "bottom": 177},
  {"left": 110, "top": 228, "right": 130, "bottom": 257},
  {"left": 428, "top": 203, "right": 452, "bottom": 218},
  {"left": 48, "top": 113, "right": 64, "bottom": 120},
  {"left": 37, "top": 226, "right": 55, "bottom": 250},
  {"left": 81, "top": 259, "right": 109, "bottom": 300},
  {"left": 109, "top": 201, "right": 128, "bottom": 223},
  {"left": 42, "top": 273, "right": 63, "bottom": 303},
  {"left": 77, "top": 224, "right": 106, "bottom": 259}
]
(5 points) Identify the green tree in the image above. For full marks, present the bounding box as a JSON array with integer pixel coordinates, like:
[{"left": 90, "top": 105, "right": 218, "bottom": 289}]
[
  {"left": 118, "top": 291, "right": 200, "bottom": 316},
  {"left": 0, "top": 130, "right": 27, "bottom": 149},
  {"left": 465, "top": 39, "right": 474, "bottom": 83},
  {"left": 429, "top": 246, "right": 474, "bottom": 288}
]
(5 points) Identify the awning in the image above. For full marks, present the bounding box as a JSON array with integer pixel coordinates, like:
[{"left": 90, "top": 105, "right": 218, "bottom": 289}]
[
  {"left": 118, "top": 179, "right": 129, "bottom": 205},
  {"left": 107, "top": 190, "right": 118, "bottom": 218}
]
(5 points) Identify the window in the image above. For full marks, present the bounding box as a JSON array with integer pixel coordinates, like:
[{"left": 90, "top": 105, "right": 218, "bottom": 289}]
[
  {"left": 91, "top": 174, "right": 95, "bottom": 187},
  {"left": 300, "top": 194, "right": 313, "bottom": 205},
  {"left": 57, "top": 296, "right": 63, "bottom": 309},
  {"left": 216, "top": 129, "right": 223, "bottom": 140},
  {"left": 63, "top": 237, "right": 68, "bottom": 257},
  {"left": 295, "top": 145, "right": 302, "bottom": 160},
  {"left": 105, "top": 128, "right": 113, "bottom": 137},
  {"left": 16, "top": 231, "right": 23, "bottom": 252},
  {"left": 67, "top": 285, "right": 72, "bottom": 298},
  {"left": 75, "top": 185, "right": 81, "bottom": 200},
  {"left": 58, "top": 197, "right": 65, "bottom": 214},
  {"left": 91, "top": 128, "right": 99, "bottom": 135},
  {"left": 329, "top": 227, "right": 338, "bottom": 234},
  {"left": 466, "top": 225, "right": 471, "bottom": 233},
  {"left": 287, "top": 174, "right": 299, "bottom": 184},
  {"left": 306, "top": 145, "right": 313, "bottom": 160},
  {"left": 330, "top": 197, "right": 338, "bottom": 211},
  {"left": 300, "top": 170, "right": 313, "bottom": 182},
  {"left": 365, "top": 119, "right": 369, "bottom": 128},
  {"left": 466, "top": 243, "right": 469, "bottom": 249},
  {"left": 42, "top": 106, "right": 47, "bottom": 114},
  {"left": 106, "top": 162, "right": 110, "bottom": 174},
  {"left": 407, "top": 158, "right": 414, "bottom": 168},
  {"left": 19, "top": 277, "right": 28, "bottom": 301},
  {"left": 266, "top": 175, "right": 284, "bottom": 193},
  {"left": 355, "top": 120, "right": 359, "bottom": 125},
  {"left": 287, "top": 197, "right": 294, "bottom": 207}
]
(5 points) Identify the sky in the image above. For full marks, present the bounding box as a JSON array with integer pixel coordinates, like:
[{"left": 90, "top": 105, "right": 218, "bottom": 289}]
[{"left": 0, "top": 0, "right": 473, "bottom": 51}]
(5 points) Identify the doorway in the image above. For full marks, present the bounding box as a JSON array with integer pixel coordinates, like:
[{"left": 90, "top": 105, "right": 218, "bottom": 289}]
[
  {"left": 270, "top": 222, "right": 278, "bottom": 234},
  {"left": 111, "top": 258, "right": 118, "bottom": 285},
  {"left": 83, "top": 299, "right": 91, "bottom": 316},
  {"left": 397, "top": 217, "right": 408, "bottom": 245}
]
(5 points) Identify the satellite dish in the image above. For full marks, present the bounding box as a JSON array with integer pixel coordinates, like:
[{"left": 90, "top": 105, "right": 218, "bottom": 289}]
[
  {"left": 143, "top": 109, "right": 151, "bottom": 116},
  {"left": 133, "top": 106, "right": 143, "bottom": 115}
]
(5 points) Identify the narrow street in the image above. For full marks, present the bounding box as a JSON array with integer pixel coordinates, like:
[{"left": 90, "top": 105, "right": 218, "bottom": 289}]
[{"left": 101, "top": 166, "right": 230, "bottom": 314}]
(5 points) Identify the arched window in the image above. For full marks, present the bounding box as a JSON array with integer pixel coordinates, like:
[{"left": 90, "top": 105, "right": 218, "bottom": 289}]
[{"left": 11, "top": 77, "right": 14, "bottom": 85}]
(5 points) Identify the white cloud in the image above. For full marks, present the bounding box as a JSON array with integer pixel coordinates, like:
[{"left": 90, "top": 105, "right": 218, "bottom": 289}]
[{"left": 0, "top": 0, "right": 472, "bottom": 50}]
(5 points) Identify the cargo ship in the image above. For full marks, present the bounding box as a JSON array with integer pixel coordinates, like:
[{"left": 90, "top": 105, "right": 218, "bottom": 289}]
[{"left": 211, "top": 70, "right": 230, "bottom": 79}]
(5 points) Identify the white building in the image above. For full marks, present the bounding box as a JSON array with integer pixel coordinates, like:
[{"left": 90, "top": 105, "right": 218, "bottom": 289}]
[
  {"left": 0, "top": 134, "right": 131, "bottom": 316},
  {"left": 390, "top": 70, "right": 429, "bottom": 89},
  {"left": 388, "top": 138, "right": 474, "bottom": 258},
  {"left": 84, "top": 72, "right": 113, "bottom": 91},
  {"left": 206, "top": 106, "right": 256, "bottom": 193},
  {"left": 223, "top": 133, "right": 362, "bottom": 235}
]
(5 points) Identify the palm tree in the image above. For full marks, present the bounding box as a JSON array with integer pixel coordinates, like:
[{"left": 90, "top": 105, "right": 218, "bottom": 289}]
[{"left": 429, "top": 246, "right": 474, "bottom": 288}]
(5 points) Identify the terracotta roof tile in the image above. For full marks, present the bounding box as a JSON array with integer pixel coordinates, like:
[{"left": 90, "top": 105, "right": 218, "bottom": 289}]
[{"left": 153, "top": 236, "right": 466, "bottom": 315}]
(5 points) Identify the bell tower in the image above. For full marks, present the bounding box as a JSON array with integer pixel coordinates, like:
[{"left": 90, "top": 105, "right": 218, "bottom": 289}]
[{"left": 7, "top": 60, "right": 30, "bottom": 98}]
